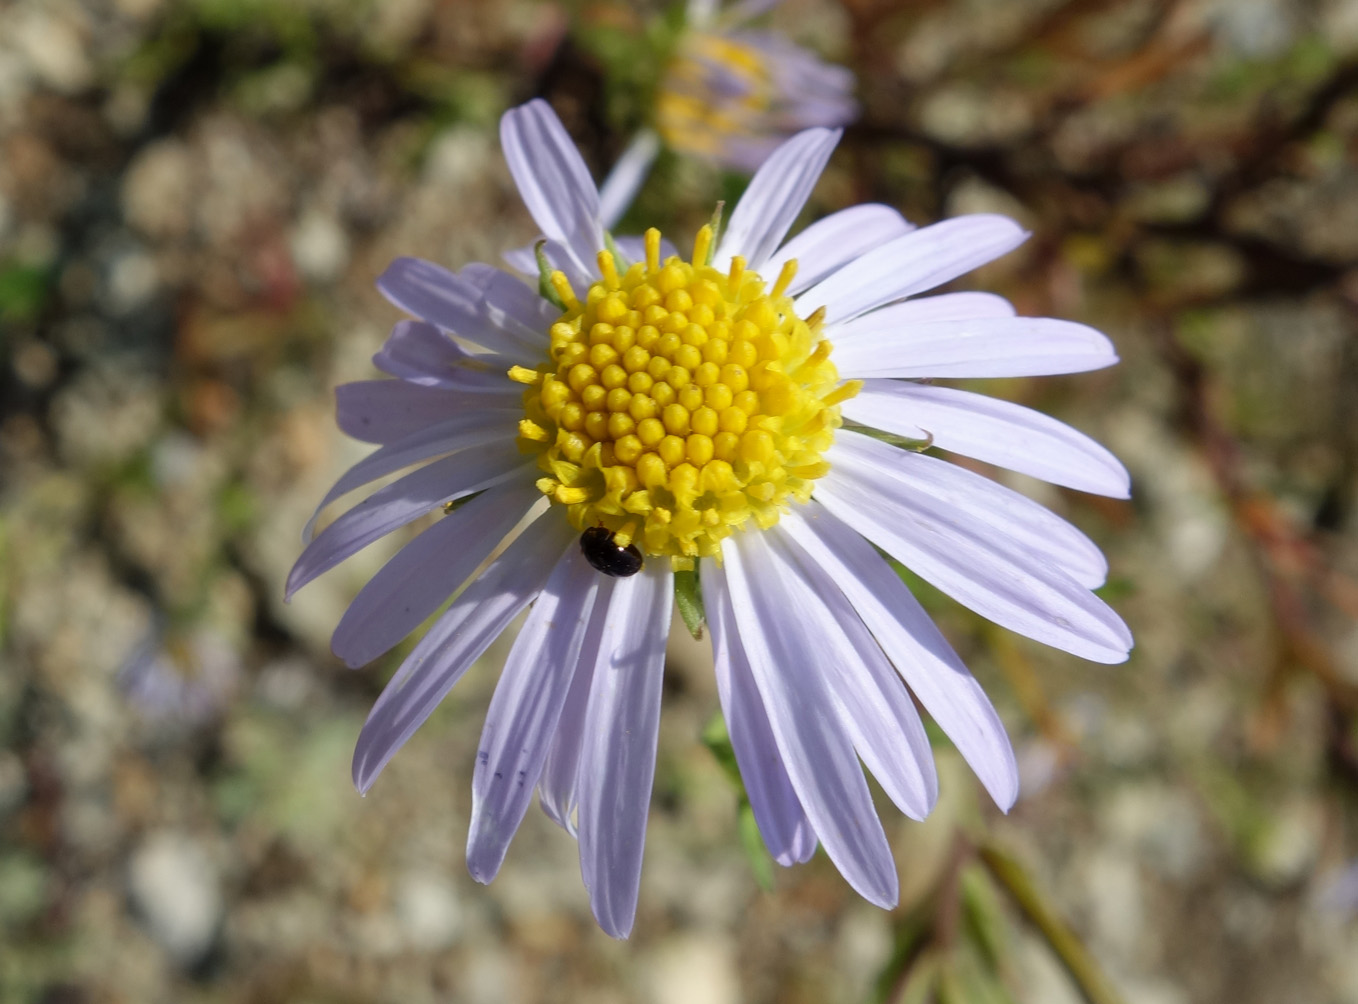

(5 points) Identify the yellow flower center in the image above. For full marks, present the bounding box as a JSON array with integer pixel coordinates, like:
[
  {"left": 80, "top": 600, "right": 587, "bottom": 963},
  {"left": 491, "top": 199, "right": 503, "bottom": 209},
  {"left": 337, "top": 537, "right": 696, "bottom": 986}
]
[{"left": 510, "top": 225, "right": 859, "bottom": 570}]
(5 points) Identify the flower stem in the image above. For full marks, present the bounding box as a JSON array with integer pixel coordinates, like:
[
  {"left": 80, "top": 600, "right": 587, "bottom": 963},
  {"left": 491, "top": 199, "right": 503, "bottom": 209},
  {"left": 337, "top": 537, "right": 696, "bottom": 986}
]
[{"left": 977, "top": 844, "right": 1129, "bottom": 1004}]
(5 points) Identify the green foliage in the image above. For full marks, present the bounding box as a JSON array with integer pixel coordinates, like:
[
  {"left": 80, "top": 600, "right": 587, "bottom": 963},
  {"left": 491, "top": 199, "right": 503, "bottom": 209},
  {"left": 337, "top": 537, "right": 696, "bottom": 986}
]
[
  {"left": 0, "top": 263, "right": 50, "bottom": 324},
  {"left": 701, "top": 711, "right": 776, "bottom": 890}
]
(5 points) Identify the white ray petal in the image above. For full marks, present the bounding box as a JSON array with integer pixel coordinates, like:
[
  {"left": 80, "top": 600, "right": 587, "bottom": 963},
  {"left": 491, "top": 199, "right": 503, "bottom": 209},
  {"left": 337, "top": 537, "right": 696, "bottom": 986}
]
[
  {"left": 718, "top": 535, "right": 899, "bottom": 907},
  {"left": 815, "top": 459, "right": 1132, "bottom": 663},
  {"left": 830, "top": 430, "right": 1111, "bottom": 588},
  {"left": 714, "top": 127, "right": 841, "bottom": 271},
  {"left": 782, "top": 503, "right": 1019, "bottom": 810},
  {"left": 467, "top": 543, "right": 602, "bottom": 884},
  {"left": 576, "top": 565, "right": 672, "bottom": 938}
]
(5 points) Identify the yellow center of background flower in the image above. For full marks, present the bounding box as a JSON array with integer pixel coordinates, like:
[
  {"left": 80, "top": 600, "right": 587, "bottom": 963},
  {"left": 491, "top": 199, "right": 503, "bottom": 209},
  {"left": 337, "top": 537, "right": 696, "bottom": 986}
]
[
  {"left": 511, "top": 225, "right": 859, "bottom": 570},
  {"left": 657, "top": 33, "right": 773, "bottom": 158}
]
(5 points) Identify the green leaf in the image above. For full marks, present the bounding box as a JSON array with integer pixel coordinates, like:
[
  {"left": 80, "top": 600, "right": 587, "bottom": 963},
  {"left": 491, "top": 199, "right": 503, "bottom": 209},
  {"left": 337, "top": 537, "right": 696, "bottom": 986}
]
[
  {"left": 701, "top": 710, "right": 739, "bottom": 783},
  {"left": 894, "top": 948, "right": 943, "bottom": 1004},
  {"left": 960, "top": 863, "right": 1010, "bottom": 970},
  {"left": 702, "top": 711, "right": 776, "bottom": 890},
  {"left": 738, "top": 804, "right": 775, "bottom": 891},
  {"left": 675, "top": 566, "right": 705, "bottom": 639},
  {"left": 0, "top": 262, "right": 50, "bottom": 323}
]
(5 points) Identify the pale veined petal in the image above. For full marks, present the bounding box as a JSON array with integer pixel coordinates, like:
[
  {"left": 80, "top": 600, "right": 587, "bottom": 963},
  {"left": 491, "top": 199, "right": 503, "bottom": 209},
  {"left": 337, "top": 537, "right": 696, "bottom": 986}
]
[
  {"left": 537, "top": 575, "right": 616, "bottom": 836},
  {"left": 376, "top": 258, "right": 484, "bottom": 339},
  {"left": 707, "top": 567, "right": 817, "bottom": 865},
  {"left": 814, "top": 458, "right": 1132, "bottom": 663},
  {"left": 576, "top": 565, "right": 673, "bottom": 938},
  {"left": 717, "top": 534, "right": 899, "bottom": 908},
  {"left": 373, "top": 320, "right": 485, "bottom": 386},
  {"left": 598, "top": 129, "right": 661, "bottom": 230},
  {"left": 500, "top": 99, "right": 604, "bottom": 283},
  {"left": 832, "top": 316, "right": 1119, "bottom": 380},
  {"left": 797, "top": 214, "right": 1029, "bottom": 324},
  {"left": 761, "top": 204, "right": 914, "bottom": 295},
  {"left": 330, "top": 485, "right": 545, "bottom": 668},
  {"left": 300, "top": 410, "right": 522, "bottom": 544},
  {"left": 351, "top": 513, "right": 575, "bottom": 793},
  {"left": 474, "top": 270, "right": 558, "bottom": 364},
  {"left": 781, "top": 503, "right": 1019, "bottom": 811},
  {"left": 843, "top": 381, "right": 1131, "bottom": 498},
  {"left": 466, "top": 542, "right": 603, "bottom": 884},
  {"left": 766, "top": 525, "right": 939, "bottom": 820},
  {"left": 713, "top": 127, "right": 841, "bottom": 271},
  {"left": 830, "top": 430, "right": 1110, "bottom": 589},
  {"left": 285, "top": 442, "right": 527, "bottom": 599},
  {"left": 828, "top": 291, "right": 1015, "bottom": 338},
  {"left": 335, "top": 379, "right": 519, "bottom": 444}
]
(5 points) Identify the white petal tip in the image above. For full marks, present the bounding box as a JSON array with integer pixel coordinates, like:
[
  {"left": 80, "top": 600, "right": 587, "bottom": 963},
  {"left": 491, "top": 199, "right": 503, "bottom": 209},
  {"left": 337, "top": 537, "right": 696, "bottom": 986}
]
[{"left": 595, "top": 916, "right": 634, "bottom": 940}]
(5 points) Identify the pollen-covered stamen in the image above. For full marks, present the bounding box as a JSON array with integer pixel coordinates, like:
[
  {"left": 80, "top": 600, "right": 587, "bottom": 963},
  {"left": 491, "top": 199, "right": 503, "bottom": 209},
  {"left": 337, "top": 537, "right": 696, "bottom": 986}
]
[{"left": 515, "top": 224, "right": 860, "bottom": 569}]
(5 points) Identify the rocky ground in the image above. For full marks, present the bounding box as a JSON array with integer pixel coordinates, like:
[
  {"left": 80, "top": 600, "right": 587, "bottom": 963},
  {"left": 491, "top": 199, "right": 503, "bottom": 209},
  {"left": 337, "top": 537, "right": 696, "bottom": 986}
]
[{"left": 3, "top": 0, "right": 1358, "bottom": 1001}]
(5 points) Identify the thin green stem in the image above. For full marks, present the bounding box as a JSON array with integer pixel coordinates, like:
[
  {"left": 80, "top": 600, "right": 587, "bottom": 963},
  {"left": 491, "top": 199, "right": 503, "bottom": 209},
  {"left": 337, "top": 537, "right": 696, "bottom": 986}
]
[{"left": 978, "top": 844, "right": 1129, "bottom": 1004}]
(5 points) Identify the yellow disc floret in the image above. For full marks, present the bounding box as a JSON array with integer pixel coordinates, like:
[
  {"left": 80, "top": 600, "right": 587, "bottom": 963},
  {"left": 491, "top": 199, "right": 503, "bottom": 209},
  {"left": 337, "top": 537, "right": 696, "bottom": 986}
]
[{"left": 516, "top": 225, "right": 860, "bottom": 570}]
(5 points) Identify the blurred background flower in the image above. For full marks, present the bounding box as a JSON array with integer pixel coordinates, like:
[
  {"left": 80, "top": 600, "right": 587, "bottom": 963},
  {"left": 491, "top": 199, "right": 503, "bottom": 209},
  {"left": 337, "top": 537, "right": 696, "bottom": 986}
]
[{"left": 654, "top": 0, "right": 857, "bottom": 172}]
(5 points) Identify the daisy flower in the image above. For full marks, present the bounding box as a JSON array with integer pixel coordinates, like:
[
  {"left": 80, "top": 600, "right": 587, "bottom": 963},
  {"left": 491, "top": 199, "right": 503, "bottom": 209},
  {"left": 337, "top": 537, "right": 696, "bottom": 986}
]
[
  {"left": 592, "top": 0, "right": 857, "bottom": 228},
  {"left": 288, "top": 99, "right": 1131, "bottom": 938}
]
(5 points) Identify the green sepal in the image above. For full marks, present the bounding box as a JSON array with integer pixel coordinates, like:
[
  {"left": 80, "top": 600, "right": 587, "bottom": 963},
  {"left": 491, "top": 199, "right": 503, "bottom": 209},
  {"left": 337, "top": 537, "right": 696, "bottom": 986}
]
[
  {"left": 845, "top": 420, "right": 935, "bottom": 452},
  {"left": 675, "top": 566, "right": 705, "bottom": 639},
  {"left": 535, "top": 240, "right": 565, "bottom": 310},
  {"left": 706, "top": 201, "right": 725, "bottom": 264}
]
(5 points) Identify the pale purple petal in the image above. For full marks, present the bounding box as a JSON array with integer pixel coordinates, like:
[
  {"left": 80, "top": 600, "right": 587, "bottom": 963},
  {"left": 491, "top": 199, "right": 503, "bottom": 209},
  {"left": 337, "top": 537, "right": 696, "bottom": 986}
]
[
  {"left": 598, "top": 130, "right": 660, "bottom": 230},
  {"left": 761, "top": 204, "right": 914, "bottom": 295},
  {"left": 781, "top": 503, "right": 1019, "bottom": 810},
  {"left": 828, "top": 291, "right": 1016, "bottom": 336},
  {"left": 843, "top": 382, "right": 1131, "bottom": 498},
  {"left": 477, "top": 269, "right": 557, "bottom": 355},
  {"left": 286, "top": 442, "right": 525, "bottom": 599},
  {"left": 330, "top": 485, "right": 543, "bottom": 667},
  {"left": 538, "top": 576, "right": 615, "bottom": 835},
  {"left": 707, "top": 568, "right": 817, "bottom": 865},
  {"left": 379, "top": 258, "right": 546, "bottom": 363},
  {"left": 372, "top": 320, "right": 476, "bottom": 385},
  {"left": 713, "top": 127, "right": 841, "bottom": 271},
  {"left": 576, "top": 565, "right": 673, "bottom": 938},
  {"left": 831, "top": 431, "right": 1110, "bottom": 588},
  {"left": 500, "top": 100, "right": 604, "bottom": 283},
  {"left": 377, "top": 257, "right": 482, "bottom": 334},
  {"left": 335, "top": 379, "right": 519, "bottom": 444},
  {"left": 832, "top": 316, "right": 1119, "bottom": 379},
  {"left": 467, "top": 543, "right": 603, "bottom": 884},
  {"left": 717, "top": 534, "right": 899, "bottom": 908},
  {"left": 767, "top": 526, "right": 938, "bottom": 820},
  {"left": 351, "top": 513, "right": 574, "bottom": 792},
  {"left": 301, "top": 409, "right": 522, "bottom": 543},
  {"left": 815, "top": 457, "right": 1132, "bottom": 663},
  {"left": 797, "top": 214, "right": 1029, "bottom": 324},
  {"left": 501, "top": 243, "right": 539, "bottom": 276}
]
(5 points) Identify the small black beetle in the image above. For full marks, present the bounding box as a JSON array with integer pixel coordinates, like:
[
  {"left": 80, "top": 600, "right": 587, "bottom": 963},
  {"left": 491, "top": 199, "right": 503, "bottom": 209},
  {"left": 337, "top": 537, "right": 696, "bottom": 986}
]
[{"left": 580, "top": 527, "right": 644, "bottom": 577}]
